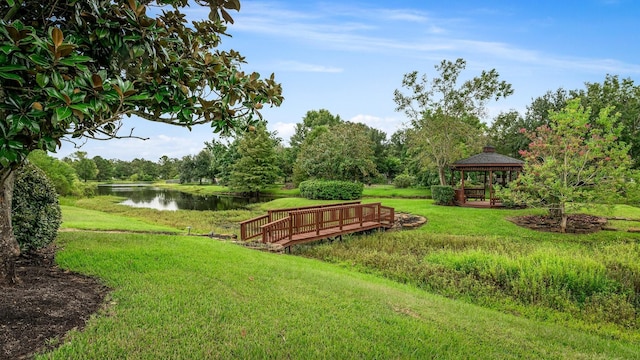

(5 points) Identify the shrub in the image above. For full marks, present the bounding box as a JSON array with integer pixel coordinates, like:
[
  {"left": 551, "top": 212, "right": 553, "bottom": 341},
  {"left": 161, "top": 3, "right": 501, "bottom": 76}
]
[
  {"left": 431, "top": 185, "right": 455, "bottom": 205},
  {"left": 12, "top": 162, "right": 62, "bottom": 251},
  {"left": 393, "top": 174, "right": 415, "bottom": 188},
  {"left": 299, "top": 180, "right": 364, "bottom": 200},
  {"left": 73, "top": 181, "right": 97, "bottom": 197}
]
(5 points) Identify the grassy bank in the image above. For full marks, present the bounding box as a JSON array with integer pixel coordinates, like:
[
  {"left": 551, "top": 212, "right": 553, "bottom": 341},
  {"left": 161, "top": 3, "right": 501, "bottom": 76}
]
[
  {"left": 296, "top": 201, "right": 640, "bottom": 341},
  {"left": 57, "top": 195, "right": 640, "bottom": 355},
  {"left": 45, "top": 216, "right": 638, "bottom": 358},
  {"left": 154, "top": 182, "right": 431, "bottom": 198}
]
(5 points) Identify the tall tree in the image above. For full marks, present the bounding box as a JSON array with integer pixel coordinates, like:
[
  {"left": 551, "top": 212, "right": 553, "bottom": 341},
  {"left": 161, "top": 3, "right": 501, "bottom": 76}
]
[
  {"left": 394, "top": 58, "right": 513, "bottom": 185},
  {"left": 93, "top": 156, "right": 114, "bottom": 181},
  {"left": 572, "top": 75, "right": 640, "bottom": 166},
  {"left": 289, "top": 109, "right": 342, "bottom": 157},
  {"left": 27, "top": 150, "right": 78, "bottom": 195},
  {"left": 70, "top": 151, "right": 97, "bottom": 182},
  {"left": 0, "top": 0, "right": 283, "bottom": 283},
  {"left": 178, "top": 155, "right": 197, "bottom": 184},
  {"left": 229, "top": 123, "right": 280, "bottom": 194},
  {"left": 158, "top": 155, "right": 178, "bottom": 180},
  {"left": 194, "top": 149, "right": 215, "bottom": 184},
  {"left": 499, "top": 99, "right": 631, "bottom": 233},
  {"left": 293, "top": 122, "right": 378, "bottom": 184}
]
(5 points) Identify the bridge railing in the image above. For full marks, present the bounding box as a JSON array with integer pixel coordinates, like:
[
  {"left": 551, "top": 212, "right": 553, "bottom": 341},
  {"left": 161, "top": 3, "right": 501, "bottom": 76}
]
[
  {"left": 261, "top": 217, "right": 292, "bottom": 244},
  {"left": 240, "top": 201, "right": 360, "bottom": 241},
  {"left": 258, "top": 202, "right": 391, "bottom": 244}
]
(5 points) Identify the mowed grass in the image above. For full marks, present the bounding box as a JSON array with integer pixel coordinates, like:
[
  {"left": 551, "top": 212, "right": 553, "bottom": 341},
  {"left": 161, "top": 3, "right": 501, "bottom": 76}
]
[
  {"left": 44, "top": 228, "right": 639, "bottom": 359},
  {"left": 65, "top": 196, "right": 264, "bottom": 235},
  {"left": 57, "top": 195, "right": 640, "bottom": 356},
  {"left": 61, "top": 205, "right": 180, "bottom": 233}
]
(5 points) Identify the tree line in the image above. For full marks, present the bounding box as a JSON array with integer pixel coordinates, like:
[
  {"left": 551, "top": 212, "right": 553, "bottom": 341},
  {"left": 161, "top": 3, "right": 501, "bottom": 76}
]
[{"left": 50, "top": 67, "right": 640, "bottom": 199}]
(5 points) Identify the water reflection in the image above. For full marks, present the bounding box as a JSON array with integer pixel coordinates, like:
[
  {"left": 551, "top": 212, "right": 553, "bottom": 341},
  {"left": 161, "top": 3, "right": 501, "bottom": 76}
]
[{"left": 97, "top": 185, "right": 271, "bottom": 211}]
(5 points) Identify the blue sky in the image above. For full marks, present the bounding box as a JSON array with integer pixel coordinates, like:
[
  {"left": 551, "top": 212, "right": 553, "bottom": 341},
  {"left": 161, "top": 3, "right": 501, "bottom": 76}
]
[{"left": 53, "top": 0, "right": 640, "bottom": 161}]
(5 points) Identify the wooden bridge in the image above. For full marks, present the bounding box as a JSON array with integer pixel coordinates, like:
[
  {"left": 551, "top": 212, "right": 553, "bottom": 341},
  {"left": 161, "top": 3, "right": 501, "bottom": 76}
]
[{"left": 240, "top": 201, "right": 395, "bottom": 250}]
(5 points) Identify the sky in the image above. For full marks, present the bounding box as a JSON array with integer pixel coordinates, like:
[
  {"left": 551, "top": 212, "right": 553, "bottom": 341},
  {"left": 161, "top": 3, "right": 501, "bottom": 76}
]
[{"left": 53, "top": 0, "right": 640, "bottom": 161}]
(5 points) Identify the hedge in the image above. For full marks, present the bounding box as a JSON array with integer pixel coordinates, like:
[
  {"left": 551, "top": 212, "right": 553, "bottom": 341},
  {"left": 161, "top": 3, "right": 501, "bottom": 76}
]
[
  {"left": 431, "top": 185, "right": 455, "bottom": 205},
  {"left": 299, "top": 180, "right": 364, "bottom": 200}
]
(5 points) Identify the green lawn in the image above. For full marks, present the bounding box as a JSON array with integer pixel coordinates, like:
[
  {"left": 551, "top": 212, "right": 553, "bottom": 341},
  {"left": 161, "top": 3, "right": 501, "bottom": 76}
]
[
  {"left": 50, "top": 195, "right": 640, "bottom": 358},
  {"left": 46, "top": 227, "right": 639, "bottom": 358}
]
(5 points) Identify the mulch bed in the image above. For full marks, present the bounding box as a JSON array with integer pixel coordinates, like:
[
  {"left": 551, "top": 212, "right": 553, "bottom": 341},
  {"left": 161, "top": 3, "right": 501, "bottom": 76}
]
[
  {"left": 0, "top": 246, "right": 110, "bottom": 359},
  {"left": 507, "top": 214, "right": 608, "bottom": 233}
]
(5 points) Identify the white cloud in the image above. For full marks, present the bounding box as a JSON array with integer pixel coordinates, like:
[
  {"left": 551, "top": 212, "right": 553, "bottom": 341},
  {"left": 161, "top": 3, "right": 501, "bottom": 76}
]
[
  {"left": 349, "top": 114, "right": 407, "bottom": 137},
  {"left": 277, "top": 61, "right": 343, "bottom": 73},
  {"left": 269, "top": 122, "right": 296, "bottom": 144}
]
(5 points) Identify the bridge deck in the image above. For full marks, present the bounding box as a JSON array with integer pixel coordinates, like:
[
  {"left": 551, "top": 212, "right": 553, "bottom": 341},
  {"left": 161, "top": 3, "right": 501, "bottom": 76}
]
[{"left": 240, "top": 202, "right": 394, "bottom": 249}]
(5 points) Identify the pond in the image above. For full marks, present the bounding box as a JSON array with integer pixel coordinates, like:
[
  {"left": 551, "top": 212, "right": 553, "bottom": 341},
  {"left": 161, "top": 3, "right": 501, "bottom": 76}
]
[{"left": 97, "top": 184, "right": 273, "bottom": 211}]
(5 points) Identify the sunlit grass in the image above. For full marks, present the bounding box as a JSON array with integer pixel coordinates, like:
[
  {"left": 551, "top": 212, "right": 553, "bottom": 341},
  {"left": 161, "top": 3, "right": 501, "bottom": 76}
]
[
  {"left": 61, "top": 205, "right": 180, "bottom": 233},
  {"left": 63, "top": 193, "right": 640, "bottom": 345},
  {"left": 65, "top": 196, "right": 263, "bottom": 235},
  {"left": 297, "top": 202, "right": 640, "bottom": 341},
  {"left": 42, "top": 229, "right": 640, "bottom": 359}
]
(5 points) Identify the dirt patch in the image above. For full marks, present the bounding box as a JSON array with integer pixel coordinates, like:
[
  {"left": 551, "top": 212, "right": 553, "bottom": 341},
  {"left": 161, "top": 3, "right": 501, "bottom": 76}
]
[
  {"left": 0, "top": 246, "right": 110, "bottom": 359},
  {"left": 508, "top": 214, "right": 608, "bottom": 233},
  {"left": 393, "top": 213, "right": 427, "bottom": 229}
]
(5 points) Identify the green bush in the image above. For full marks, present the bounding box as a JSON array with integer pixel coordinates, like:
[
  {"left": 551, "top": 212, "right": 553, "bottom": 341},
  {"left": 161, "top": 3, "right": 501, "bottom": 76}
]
[
  {"left": 12, "top": 162, "right": 62, "bottom": 251},
  {"left": 299, "top": 180, "right": 364, "bottom": 200},
  {"left": 431, "top": 185, "right": 455, "bottom": 205},
  {"left": 73, "top": 181, "right": 97, "bottom": 197},
  {"left": 393, "top": 174, "right": 415, "bottom": 188}
]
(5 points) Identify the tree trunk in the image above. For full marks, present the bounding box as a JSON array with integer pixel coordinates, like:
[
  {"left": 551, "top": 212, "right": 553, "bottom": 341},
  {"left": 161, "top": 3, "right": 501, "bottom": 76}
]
[
  {"left": 0, "top": 169, "right": 20, "bottom": 285},
  {"left": 556, "top": 202, "right": 567, "bottom": 233},
  {"left": 438, "top": 166, "right": 447, "bottom": 186},
  {"left": 560, "top": 214, "right": 568, "bottom": 234}
]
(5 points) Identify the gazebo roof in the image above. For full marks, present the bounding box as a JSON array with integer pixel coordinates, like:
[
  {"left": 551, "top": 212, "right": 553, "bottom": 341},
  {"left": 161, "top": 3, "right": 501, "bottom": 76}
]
[{"left": 452, "top": 146, "right": 523, "bottom": 170}]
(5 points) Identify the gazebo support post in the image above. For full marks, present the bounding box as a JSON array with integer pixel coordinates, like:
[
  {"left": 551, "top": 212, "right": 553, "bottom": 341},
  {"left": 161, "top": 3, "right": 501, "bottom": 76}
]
[{"left": 489, "top": 170, "right": 493, "bottom": 205}]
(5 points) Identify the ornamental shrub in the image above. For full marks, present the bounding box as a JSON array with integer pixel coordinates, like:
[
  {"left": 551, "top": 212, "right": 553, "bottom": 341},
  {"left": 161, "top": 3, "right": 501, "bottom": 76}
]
[
  {"left": 393, "top": 173, "right": 415, "bottom": 188},
  {"left": 299, "top": 180, "right": 364, "bottom": 200},
  {"left": 431, "top": 185, "right": 455, "bottom": 205},
  {"left": 12, "top": 162, "right": 62, "bottom": 251}
]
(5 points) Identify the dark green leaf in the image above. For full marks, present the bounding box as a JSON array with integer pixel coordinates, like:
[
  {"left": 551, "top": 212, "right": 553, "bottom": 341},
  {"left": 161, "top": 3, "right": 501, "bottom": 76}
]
[
  {"left": 0, "top": 71, "right": 24, "bottom": 84},
  {"left": 55, "top": 106, "right": 73, "bottom": 121},
  {"left": 0, "top": 65, "right": 27, "bottom": 72},
  {"left": 36, "top": 73, "right": 49, "bottom": 87},
  {"left": 29, "top": 54, "right": 50, "bottom": 67}
]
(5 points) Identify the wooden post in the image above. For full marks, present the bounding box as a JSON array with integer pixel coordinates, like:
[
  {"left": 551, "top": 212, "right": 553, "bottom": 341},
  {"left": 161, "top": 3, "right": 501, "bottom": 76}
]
[
  {"left": 489, "top": 170, "right": 493, "bottom": 205},
  {"left": 316, "top": 211, "right": 320, "bottom": 235},
  {"left": 358, "top": 205, "right": 363, "bottom": 226},
  {"left": 339, "top": 206, "right": 344, "bottom": 230}
]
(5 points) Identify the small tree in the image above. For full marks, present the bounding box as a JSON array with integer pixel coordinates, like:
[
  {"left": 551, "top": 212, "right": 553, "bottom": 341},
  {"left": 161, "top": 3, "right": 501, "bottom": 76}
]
[
  {"left": 499, "top": 99, "right": 632, "bottom": 232},
  {"left": 229, "top": 123, "right": 280, "bottom": 194},
  {"left": 12, "top": 163, "right": 61, "bottom": 252}
]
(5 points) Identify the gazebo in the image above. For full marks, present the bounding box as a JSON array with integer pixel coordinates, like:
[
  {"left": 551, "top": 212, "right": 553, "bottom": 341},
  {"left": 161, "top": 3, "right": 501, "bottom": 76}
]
[{"left": 450, "top": 146, "right": 524, "bottom": 207}]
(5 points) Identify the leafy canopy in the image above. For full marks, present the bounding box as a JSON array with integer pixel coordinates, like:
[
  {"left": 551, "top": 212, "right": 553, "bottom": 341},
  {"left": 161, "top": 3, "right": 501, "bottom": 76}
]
[
  {"left": 0, "top": 0, "right": 283, "bottom": 171},
  {"left": 394, "top": 58, "right": 513, "bottom": 185}
]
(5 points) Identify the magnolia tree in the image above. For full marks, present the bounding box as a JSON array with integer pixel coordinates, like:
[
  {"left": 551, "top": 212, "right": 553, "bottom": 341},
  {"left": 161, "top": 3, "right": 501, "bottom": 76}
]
[
  {"left": 0, "top": 0, "right": 283, "bottom": 283},
  {"left": 498, "top": 99, "right": 632, "bottom": 233}
]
